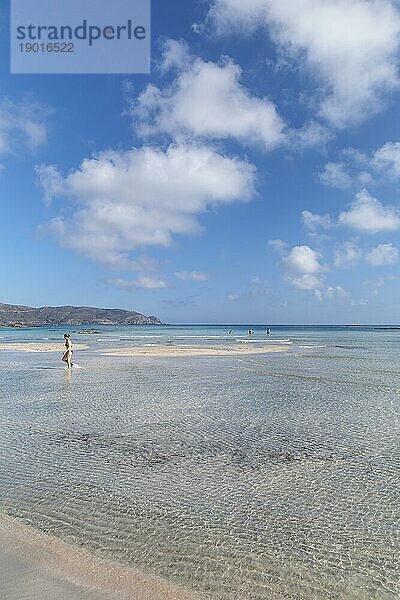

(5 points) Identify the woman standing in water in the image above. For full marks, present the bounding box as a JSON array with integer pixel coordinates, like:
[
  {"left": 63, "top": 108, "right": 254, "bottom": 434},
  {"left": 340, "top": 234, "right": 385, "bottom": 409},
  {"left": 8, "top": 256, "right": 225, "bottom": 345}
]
[{"left": 62, "top": 333, "right": 73, "bottom": 369}]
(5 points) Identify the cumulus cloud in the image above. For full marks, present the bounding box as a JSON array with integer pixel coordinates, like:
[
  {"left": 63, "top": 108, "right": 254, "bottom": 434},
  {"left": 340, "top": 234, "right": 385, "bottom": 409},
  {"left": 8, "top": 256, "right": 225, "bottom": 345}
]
[
  {"left": 287, "top": 272, "right": 325, "bottom": 291},
  {"left": 338, "top": 189, "right": 400, "bottom": 233},
  {"left": 175, "top": 271, "right": 209, "bottom": 281},
  {"left": 319, "top": 141, "right": 400, "bottom": 189},
  {"left": 287, "top": 121, "right": 332, "bottom": 149},
  {"left": 0, "top": 98, "right": 49, "bottom": 155},
  {"left": 317, "top": 148, "right": 377, "bottom": 190},
  {"left": 108, "top": 276, "right": 168, "bottom": 289},
  {"left": 158, "top": 38, "right": 192, "bottom": 72},
  {"left": 304, "top": 189, "right": 400, "bottom": 236},
  {"left": 207, "top": 0, "right": 400, "bottom": 127},
  {"left": 365, "top": 243, "right": 399, "bottom": 266},
  {"left": 324, "top": 285, "right": 351, "bottom": 300},
  {"left": 270, "top": 241, "right": 327, "bottom": 291},
  {"left": 350, "top": 297, "right": 369, "bottom": 306},
  {"left": 134, "top": 42, "right": 285, "bottom": 150},
  {"left": 302, "top": 210, "right": 333, "bottom": 231},
  {"left": 283, "top": 245, "right": 326, "bottom": 290},
  {"left": 313, "top": 285, "right": 352, "bottom": 302},
  {"left": 319, "top": 140, "right": 400, "bottom": 190},
  {"left": 363, "top": 274, "right": 397, "bottom": 294},
  {"left": 318, "top": 162, "right": 352, "bottom": 189},
  {"left": 283, "top": 245, "right": 324, "bottom": 275},
  {"left": 270, "top": 240, "right": 361, "bottom": 301},
  {"left": 372, "top": 141, "right": 400, "bottom": 179},
  {"left": 207, "top": 0, "right": 269, "bottom": 32},
  {"left": 334, "top": 242, "right": 362, "bottom": 268},
  {"left": 38, "top": 143, "right": 256, "bottom": 269},
  {"left": 268, "top": 238, "right": 289, "bottom": 255}
]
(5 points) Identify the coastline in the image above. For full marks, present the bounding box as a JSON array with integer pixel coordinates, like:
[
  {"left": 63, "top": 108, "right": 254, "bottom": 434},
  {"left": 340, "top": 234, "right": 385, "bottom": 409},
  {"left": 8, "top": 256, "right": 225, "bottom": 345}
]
[{"left": 0, "top": 512, "right": 199, "bottom": 600}]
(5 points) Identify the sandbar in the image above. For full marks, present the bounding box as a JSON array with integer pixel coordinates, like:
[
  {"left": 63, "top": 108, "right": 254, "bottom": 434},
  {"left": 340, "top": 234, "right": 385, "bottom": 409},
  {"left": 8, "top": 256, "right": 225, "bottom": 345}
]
[
  {"left": 0, "top": 512, "right": 198, "bottom": 600},
  {"left": 101, "top": 344, "right": 288, "bottom": 358},
  {"left": 0, "top": 343, "right": 88, "bottom": 353}
]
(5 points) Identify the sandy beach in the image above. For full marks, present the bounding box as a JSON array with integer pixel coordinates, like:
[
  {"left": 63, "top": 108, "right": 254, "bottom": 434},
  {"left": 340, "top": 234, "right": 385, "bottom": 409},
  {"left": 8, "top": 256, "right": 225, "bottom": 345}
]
[
  {"left": 0, "top": 512, "right": 198, "bottom": 600},
  {"left": 0, "top": 343, "right": 88, "bottom": 353},
  {"left": 100, "top": 344, "right": 289, "bottom": 358}
]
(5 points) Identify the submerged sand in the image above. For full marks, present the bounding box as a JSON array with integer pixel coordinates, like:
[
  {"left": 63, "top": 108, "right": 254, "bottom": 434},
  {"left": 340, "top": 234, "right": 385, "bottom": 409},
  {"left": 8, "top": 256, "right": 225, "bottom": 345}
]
[
  {"left": 0, "top": 512, "right": 198, "bottom": 600},
  {"left": 101, "top": 344, "right": 289, "bottom": 358},
  {"left": 0, "top": 343, "right": 88, "bottom": 353}
]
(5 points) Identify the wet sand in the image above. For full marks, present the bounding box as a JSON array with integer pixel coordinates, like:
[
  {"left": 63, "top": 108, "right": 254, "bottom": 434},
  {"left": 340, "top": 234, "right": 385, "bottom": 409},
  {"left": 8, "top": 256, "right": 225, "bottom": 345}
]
[
  {"left": 0, "top": 513, "right": 198, "bottom": 600},
  {"left": 100, "top": 344, "right": 289, "bottom": 358},
  {"left": 0, "top": 343, "right": 88, "bottom": 353}
]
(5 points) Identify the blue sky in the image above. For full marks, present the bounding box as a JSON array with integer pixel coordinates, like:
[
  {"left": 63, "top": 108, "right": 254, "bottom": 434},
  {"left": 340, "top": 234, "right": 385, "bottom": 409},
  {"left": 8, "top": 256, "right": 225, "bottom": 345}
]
[{"left": 1, "top": 0, "right": 400, "bottom": 324}]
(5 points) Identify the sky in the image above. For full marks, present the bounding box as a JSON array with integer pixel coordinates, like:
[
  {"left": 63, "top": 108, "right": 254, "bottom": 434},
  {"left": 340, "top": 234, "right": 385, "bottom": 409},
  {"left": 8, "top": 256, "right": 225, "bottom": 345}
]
[{"left": 1, "top": 0, "right": 400, "bottom": 324}]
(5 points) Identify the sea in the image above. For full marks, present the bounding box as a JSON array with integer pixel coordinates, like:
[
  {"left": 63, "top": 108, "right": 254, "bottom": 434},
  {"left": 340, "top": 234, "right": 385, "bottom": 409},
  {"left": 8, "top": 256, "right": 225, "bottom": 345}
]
[{"left": 0, "top": 324, "right": 399, "bottom": 599}]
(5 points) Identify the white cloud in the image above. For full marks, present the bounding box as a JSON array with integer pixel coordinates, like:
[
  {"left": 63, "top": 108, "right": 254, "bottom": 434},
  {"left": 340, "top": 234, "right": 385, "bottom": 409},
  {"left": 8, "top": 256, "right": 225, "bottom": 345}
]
[
  {"left": 318, "top": 162, "right": 352, "bottom": 189},
  {"left": 302, "top": 210, "right": 333, "bottom": 231},
  {"left": 338, "top": 189, "right": 400, "bottom": 233},
  {"left": 134, "top": 41, "right": 285, "bottom": 149},
  {"left": 320, "top": 141, "right": 400, "bottom": 190},
  {"left": 288, "top": 121, "right": 332, "bottom": 149},
  {"left": 284, "top": 246, "right": 324, "bottom": 275},
  {"left": 324, "top": 285, "right": 351, "bottom": 300},
  {"left": 334, "top": 242, "right": 362, "bottom": 268},
  {"left": 287, "top": 272, "right": 325, "bottom": 290},
  {"left": 175, "top": 271, "right": 209, "bottom": 281},
  {"left": 107, "top": 278, "right": 135, "bottom": 289},
  {"left": 158, "top": 38, "right": 191, "bottom": 72},
  {"left": 366, "top": 243, "right": 399, "bottom": 265},
  {"left": 283, "top": 245, "right": 326, "bottom": 290},
  {"left": 373, "top": 141, "right": 400, "bottom": 178},
  {"left": 324, "top": 140, "right": 400, "bottom": 188},
  {"left": 207, "top": 0, "right": 400, "bottom": 127},
  {"left": 271, "top": 242, "right": 360, "bottom": 302},
  {"left": 132, "top": 275, "right": 168, "bottom": 289},
  {"left": 268, "top": 238, "right": 289, "bottom": 255},
  {"left": 363, "top": 274, "right": 397, "bottom": 294},
  {"left": 317, "top": 149, "right": 376, "bottom": 190},
  {"left": 108, "top": 276, "right": 168, "bottom": 289},
  {"left": 351, "top": 297, "right": 369, "bottom": 306},
  {"left": 314, "top": 285, "right": 351, "bottom": 301},
  {"left": 357, "top": 171, "right": 374, "bottom": 186},
  {"left": 0, "top": 98, "right": 48, "bottom": 155},
  {"left": 207, "top": 0, "right": 269, "bottom": 33},
  {"left": 38, "top": 143, "right": 256, "bottom": 269}
]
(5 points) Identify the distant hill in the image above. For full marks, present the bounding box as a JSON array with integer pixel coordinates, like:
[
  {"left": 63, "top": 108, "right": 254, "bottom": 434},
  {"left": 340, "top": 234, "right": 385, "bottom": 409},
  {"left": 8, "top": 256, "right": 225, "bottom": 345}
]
[{"left": 0, "top": 303, "right": 162, "bottom": 327}]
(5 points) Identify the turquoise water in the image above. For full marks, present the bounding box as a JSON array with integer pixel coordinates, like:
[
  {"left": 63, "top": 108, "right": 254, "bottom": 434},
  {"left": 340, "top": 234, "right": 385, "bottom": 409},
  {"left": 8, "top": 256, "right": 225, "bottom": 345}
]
[{"left": 0, "top": 325, "right": 399, "bottom": 598}]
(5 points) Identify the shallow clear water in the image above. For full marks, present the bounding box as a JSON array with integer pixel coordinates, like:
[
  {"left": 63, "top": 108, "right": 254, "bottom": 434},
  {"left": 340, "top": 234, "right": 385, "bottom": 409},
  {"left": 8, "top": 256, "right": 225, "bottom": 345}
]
[{"left": 0, "top": 325, "right": 399, "bottom": 598}]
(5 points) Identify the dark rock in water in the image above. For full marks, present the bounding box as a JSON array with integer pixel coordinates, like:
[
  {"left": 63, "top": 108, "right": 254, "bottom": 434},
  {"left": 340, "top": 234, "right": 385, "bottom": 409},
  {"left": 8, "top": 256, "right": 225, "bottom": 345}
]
[{"left": 0, "top": 302, "right": 162, "bottom": 327}]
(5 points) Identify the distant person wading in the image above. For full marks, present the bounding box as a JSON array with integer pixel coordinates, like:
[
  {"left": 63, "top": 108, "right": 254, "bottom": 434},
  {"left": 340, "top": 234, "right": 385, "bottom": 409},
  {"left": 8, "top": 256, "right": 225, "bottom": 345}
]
[{"left": 62, "top": 333, "right": 73, "bottom": 369}]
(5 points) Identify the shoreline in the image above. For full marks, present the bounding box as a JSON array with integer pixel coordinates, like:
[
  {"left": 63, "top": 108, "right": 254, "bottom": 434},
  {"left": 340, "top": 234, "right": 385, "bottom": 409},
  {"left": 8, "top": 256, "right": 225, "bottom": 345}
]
[
  {"left": 0, "top": 512, "right": 198, "bottom": 600},
  {"left": 0, "top": 342, "right": 290, "bottom": 357},
  {"left": 100, "top": 344, "right": 289, "bottom": 357},
  {"left": 0, "top": 343, "right": 88, "bottom": 353}
]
